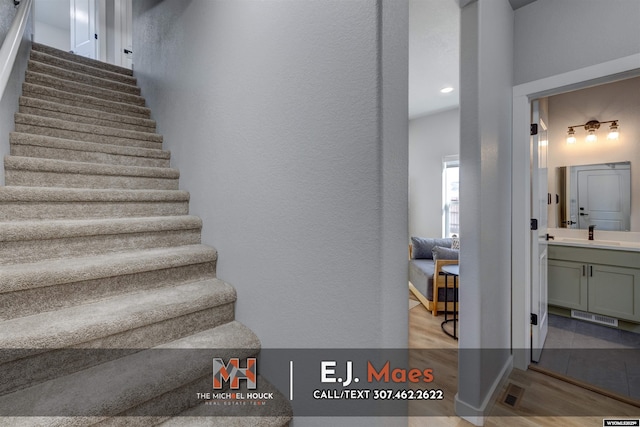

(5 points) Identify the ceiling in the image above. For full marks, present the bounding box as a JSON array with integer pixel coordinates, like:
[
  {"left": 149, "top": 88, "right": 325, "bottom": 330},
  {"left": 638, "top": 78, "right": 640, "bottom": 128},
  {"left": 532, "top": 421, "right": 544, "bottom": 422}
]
[
  {"left": 409, "top": 0, "right": 460, "bottom": 119},
  {"left": 409, "top": 0, "right": 537, "bottom": 119}
]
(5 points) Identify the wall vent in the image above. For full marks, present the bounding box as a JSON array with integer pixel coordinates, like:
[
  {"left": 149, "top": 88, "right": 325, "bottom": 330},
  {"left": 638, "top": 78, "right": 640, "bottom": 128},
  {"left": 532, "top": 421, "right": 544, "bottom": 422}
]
[{"left": 571, "top": 310, "right": 618, "bottom": 327}]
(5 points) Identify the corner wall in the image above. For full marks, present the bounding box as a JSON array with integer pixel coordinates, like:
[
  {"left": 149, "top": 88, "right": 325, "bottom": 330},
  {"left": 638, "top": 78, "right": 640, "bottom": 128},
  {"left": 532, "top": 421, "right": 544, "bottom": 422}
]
[
  {"left": 0, "top": 2, "right": 32, "bottom": 186},
  {"left": 132, "top": 1, "right": 408, "bottom": 416},
  {"left": 457, "top": 0, "right": 513, "bottom": 423}
]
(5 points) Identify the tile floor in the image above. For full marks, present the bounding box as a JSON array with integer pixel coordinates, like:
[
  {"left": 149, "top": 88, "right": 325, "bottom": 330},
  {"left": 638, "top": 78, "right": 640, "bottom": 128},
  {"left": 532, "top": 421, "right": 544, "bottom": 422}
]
[{"left": 538, "top": 313, "right": 640, "bottom": 402}]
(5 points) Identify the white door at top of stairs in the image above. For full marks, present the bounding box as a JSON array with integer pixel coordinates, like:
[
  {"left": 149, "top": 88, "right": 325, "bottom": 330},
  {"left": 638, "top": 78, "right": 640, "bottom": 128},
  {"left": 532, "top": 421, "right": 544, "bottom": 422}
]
[{"left": 70, "top": 0, "right": 97, "bottom": 59}]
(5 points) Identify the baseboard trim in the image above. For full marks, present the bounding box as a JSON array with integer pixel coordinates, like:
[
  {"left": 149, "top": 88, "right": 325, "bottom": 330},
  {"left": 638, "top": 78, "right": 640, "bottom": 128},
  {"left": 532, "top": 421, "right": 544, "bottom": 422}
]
[{"left": 454, "top": 354, "right": 513, "bottom": 426}]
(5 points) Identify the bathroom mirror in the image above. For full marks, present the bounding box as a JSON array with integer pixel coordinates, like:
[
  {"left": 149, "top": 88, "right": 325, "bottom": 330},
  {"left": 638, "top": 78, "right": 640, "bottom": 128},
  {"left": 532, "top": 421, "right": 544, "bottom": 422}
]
[{"left": 556, "top": 161, "right": 631, "bottom": 231}]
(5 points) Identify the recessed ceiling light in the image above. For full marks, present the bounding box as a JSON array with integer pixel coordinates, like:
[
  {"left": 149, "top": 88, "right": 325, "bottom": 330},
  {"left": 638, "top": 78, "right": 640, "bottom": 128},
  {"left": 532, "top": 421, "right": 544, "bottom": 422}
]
[{"left": 440, "top": 87, "right": 454, "bottom": 94}]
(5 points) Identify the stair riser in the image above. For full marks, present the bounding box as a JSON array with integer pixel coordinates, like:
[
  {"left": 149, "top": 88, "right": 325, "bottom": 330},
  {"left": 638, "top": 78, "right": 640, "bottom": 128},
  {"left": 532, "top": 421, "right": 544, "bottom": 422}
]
[
  {"left": 19, "top": 105, "right": 156, "bottom": 133},
  {"left": 25, "top": 72, "right": 146, "bottom": 107},
  {"left": 14, "top": 123, "right": 162, "bottom": 149},
  {"left": 0, "top": 262, "right": 216, "bottom": 320},
  {"left": 5, "top": 170, "right": 179, "bottom": 190},
  {"left": 28, "top": 61, "right": 141, "bottom": 96},
  {"left": 0, "top": 199, "right": 188, "bottom": 222},
  {"left": 30, "top": 50, "right": 137, "bottom": 86},
  {"left": 0, "top": 229, "right": 200, "bottom": 265},
  {"left": 23, "top": 84, "right": 151, "bottom": 119},
  {"left": 11, "top": 145, "right": 170, "bottom": 168},
  {"left": 0, "top": 304, "right": 235, "bottom": 396},
  {"left": 32, "top": 42, "right": 133, "bottom": 76}
]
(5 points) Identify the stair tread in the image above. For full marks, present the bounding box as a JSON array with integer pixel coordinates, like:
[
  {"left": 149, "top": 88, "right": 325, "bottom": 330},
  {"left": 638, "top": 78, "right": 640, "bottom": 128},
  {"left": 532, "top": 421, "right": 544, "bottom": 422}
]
[
  {"left": 15, "top": 113, "right": 163, "bottom": 143},
  {"left": 0, "top": 186, "right": 189, "bottom": 202},
  {"left": 10, "top": 132, "right": 169, "bottom": 160},
  {"left": 5, "top": 156, "right": 179, "bottom": 178},
  {"left": 0, "top": 215, "right": 202, "bottom": 243},
  {"left": 32, "top": 42, "right": 134, "bottom": 76},
  {"left": 0, "top": 244, "right": 216, "bottom": 293},
  {"left": 19, "top": 97, "right": 157, "bottom": 131},
  {"left": 22, "top": 82, "right": 151, "bottom": 119},
  {"left": 0, "top": 279, "right": 237, "bottom": 349},
  {"left": 0, "top": 322, "right": 258, "bottom": 418},
  {"left": 28, "top": 60, "right": 141, "bottom": 95},
  {"left": 30, "top": 49, "right": 137, "bottom": 85},
  {"left": 25, "top": 70, "right": 146, "bottom": 106},
  {"left": 160, "top": 376, "right": 294, "bottom": 426}
]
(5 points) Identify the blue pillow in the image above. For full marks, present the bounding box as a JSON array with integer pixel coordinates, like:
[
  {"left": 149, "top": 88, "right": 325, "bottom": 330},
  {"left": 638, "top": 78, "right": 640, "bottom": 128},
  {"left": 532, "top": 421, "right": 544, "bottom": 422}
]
[
  {"left": 432, "top": 245, "right": 459, "bottom": 260},
  {"left": 411, "top": 237, "right": 453, "bottom": 259}
]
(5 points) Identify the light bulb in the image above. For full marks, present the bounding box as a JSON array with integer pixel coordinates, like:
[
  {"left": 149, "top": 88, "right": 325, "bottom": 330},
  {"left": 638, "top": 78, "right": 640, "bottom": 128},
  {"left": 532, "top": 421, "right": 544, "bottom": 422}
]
[
  {"left": 607, "top": 122, "right": 619, "bottom": 140},
  {"left": 586, "top": 130, "right": 597, "bottom": 143},
  {"left": 566, "top": 128, "right": 576, "bottom": 144}
]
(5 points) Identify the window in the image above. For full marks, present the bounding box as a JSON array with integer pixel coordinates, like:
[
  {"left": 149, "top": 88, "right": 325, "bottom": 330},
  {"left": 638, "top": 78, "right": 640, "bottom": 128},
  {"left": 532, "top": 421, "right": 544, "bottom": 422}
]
[{"left": 443, "top": 156, "right": 459, "bottom": 238}]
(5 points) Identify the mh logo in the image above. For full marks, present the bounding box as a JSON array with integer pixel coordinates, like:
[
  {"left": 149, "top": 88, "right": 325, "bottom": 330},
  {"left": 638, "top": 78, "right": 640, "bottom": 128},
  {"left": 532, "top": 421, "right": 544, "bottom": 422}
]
[{"left": 213, "top": 358, "right": 257, "bottom": 390}]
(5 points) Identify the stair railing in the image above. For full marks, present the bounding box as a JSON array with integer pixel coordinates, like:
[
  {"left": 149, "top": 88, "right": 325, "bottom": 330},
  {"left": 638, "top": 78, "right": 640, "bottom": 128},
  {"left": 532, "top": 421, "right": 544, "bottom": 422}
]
[{"left": 0, "top": 0, "right": 32, "bottom": 102}]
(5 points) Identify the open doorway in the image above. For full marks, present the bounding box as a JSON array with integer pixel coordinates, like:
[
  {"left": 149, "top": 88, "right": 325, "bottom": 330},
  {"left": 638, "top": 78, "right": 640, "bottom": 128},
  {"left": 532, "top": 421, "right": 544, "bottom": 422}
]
[
  {"left": 512, "top": 61, "right": 640, "bottom": 405},
  {"left": 33, "top": 0, "right": 132, "bottom": 69},
  {"left": 529, "top": 76, "right": 640, "bottom": 404}
]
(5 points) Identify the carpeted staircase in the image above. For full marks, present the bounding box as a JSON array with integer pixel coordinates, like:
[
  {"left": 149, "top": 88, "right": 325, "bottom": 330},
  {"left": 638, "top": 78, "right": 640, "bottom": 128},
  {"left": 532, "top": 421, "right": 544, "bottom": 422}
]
[{"left": 0, "top": 43, "right": 291, "bottom": 426}]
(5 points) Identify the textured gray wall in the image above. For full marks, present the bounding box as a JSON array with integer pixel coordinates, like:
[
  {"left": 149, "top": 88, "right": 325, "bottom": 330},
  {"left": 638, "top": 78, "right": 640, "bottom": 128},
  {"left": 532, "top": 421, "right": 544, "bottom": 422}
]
[
  {"left": 457, "top": 0, "right": 514, "bottom": 419},
  {"left": 0, "top": 1, "right": 32, "bottom": 185},
  {"left": 514, "top": 0, "right": 640, "bottom": 85},
  {"left": 132, "top": 3, "right": 408, "bottom": 424}
]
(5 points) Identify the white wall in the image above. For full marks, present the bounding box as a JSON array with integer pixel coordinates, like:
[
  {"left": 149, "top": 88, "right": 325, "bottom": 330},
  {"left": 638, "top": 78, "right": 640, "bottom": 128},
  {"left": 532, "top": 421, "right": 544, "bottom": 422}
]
[
  {"left": 33, "top": 21, "right": 69, "bottom": 51},
  {"left": 33, "top": 0, "right": 70, "bottom": 52},
  {"left": 133, "top": 1, "right": 408, "bottom": 423},
  {"left": 0, "top": 1, "right": 32, "bottom": 186},
  {"left": 547, "top": 76, "right": 640, "bottom": 230},
  {"left": 514, "top": 0, "right": 640, "bottom": 86},
  {"left": 408, "top": 108, "right": 459, "bottom": 238},
  {"left": 457, "top": 0, "right": 513, "bottom": 422}
]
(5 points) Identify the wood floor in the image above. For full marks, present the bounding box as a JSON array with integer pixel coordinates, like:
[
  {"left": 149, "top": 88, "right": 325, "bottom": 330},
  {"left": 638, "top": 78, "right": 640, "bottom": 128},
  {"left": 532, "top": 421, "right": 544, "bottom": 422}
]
[{"left": 408, "top": 299, "right": 640, "bottom": 426}]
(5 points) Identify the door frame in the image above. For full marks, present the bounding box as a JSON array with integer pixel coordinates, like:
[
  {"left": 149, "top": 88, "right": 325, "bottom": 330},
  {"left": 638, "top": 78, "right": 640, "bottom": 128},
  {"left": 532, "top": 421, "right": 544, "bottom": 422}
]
[{"left": 510, "top": 53, "right": 640, "bottom": 371}]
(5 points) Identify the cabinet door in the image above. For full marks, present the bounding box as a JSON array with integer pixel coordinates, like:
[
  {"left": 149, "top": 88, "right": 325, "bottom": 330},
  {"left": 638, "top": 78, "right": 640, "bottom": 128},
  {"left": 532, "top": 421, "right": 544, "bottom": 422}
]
[
  {"left": 548, "top": 260, "right": 588, "bottom": 311},
  {"left": 588, "top": 264, "right": 640, "bottom": 323}
]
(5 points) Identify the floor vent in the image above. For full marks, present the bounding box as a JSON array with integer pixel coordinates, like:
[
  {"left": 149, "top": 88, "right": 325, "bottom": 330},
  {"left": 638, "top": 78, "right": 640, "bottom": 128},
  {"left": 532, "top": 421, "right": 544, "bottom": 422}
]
[
  {"left": 571, "top": 310, "right": 618, "bottom": 327},
  {"left": 501, "top": 383, "right": 524, "bottom": 408}
]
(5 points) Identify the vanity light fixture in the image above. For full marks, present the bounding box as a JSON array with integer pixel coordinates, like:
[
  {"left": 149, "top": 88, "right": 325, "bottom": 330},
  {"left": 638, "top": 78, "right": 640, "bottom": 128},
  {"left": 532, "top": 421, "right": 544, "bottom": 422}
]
[{"left": 566, "top": 119, "right": 619, "bottom": 144}]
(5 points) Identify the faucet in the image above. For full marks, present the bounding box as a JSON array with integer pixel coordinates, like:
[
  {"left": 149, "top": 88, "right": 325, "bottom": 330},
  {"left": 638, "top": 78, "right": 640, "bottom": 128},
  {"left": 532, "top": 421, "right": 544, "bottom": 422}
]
[{"left": 588, "top": 225, "right": 596, "bottom": 240}]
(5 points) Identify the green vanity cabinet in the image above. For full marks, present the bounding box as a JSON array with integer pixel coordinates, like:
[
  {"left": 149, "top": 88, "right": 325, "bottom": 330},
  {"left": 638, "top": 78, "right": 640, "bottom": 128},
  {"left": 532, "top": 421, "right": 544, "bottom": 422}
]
[
  {"left": 548, "top": 260, "right": 588, "bottom": 311},
  {"left": 548, "top": 245, "right": 640, "bottom": 323},
  {"left": 588, "top": 264, "right": 640, "bottom": 322}
]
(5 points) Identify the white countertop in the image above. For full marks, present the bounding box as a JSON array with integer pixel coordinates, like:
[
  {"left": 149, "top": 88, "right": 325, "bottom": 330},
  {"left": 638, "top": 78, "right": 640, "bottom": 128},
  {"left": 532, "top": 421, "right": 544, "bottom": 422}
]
[{"left": 546, "top": 228, "right": 640, "bottom": 252}]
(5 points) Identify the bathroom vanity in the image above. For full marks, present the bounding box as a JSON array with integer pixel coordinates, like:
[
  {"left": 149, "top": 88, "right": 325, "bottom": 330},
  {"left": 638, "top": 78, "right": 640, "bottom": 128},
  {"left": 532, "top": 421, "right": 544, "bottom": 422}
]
[{"left": 548, "top": 236, "right": 640, "bottom": 324}]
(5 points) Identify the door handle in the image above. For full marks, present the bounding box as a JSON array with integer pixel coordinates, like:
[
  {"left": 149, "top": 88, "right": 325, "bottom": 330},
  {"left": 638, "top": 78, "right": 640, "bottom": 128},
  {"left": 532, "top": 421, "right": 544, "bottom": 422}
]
[
  {"left": 582, "top": 265, "right": 586, "bottom": 276},
  {"left": 545, "top": 233, "right": 555, "bottom": 241},
  {"left": 124, "top": 49, "right": 133, "bottom": 54}
]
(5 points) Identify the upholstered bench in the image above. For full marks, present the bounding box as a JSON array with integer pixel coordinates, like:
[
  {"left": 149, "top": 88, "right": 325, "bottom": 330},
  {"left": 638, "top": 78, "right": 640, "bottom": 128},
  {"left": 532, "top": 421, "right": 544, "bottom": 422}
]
[{"left": 408, "top": 237, "right": 459, "bottom": 316}]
